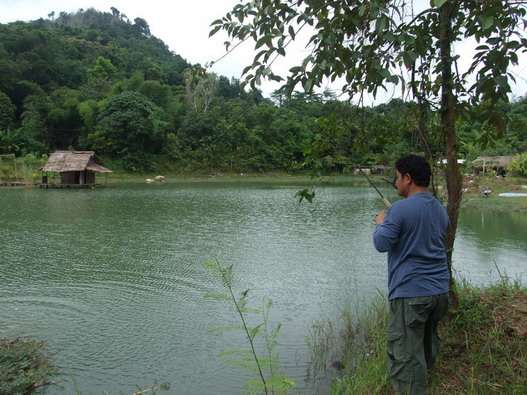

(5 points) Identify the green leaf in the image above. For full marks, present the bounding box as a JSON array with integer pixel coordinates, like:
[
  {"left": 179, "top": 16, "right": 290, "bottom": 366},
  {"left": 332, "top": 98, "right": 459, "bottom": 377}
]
[
  {"left": 222, "top": 358, "right": 258, "bottom": 372},
  {"left": 255, "top": 36, "right": 268, "bottom": 49},
  {"left": 248, "top": 323, "right": 264, "bottom": 339},
  {"left": 380, "top": 69, "right": 392, "bottom": 79},
  {"left": 480, "top": 15, "right": 494, "bottom": 31},
  {"left": 288, "top": 25, "right": 296, "bottom": 39},
  {"left": 201, "top": 259, "right": 219, "bottom": 271},
  {"left": 295, "top": 188, "right": 315, "bottom": 203},
  {"left": 402, "top": 50, "right": 417, "bottom": 68},
  {"left": 242, "top": 65, "right": 253, "bottom": 75},
  {"left": 303, "top": 78, "right": 314, "bottom": 92},
  {"left": 434, "top": 0, "right": 447, "bottom": 7},
  {"left": 241, "top": 307, "right": 261, "bottom": 313},
  {"left": 204, "top": 293, "right": 231, "bottom": 301},
  {"left": 358, "top": 5, "right": 367, "bottom": 16},
  {"left": 243, "top": 379, "right": 266, "bottom": 393},
  {"left": 209, "top": 25, "right": 222, "bottom": 37},
  {"left": 266, "top": 374, "right": 296, "bottom": 389},
  {"left": 375, "top": 16, "right": 387, "bottom": 34}
]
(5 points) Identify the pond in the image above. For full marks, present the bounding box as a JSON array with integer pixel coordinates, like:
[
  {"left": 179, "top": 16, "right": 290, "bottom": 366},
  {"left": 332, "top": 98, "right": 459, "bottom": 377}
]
[{"left": 1, "top": 179, "right": 526, "bottom": 394}]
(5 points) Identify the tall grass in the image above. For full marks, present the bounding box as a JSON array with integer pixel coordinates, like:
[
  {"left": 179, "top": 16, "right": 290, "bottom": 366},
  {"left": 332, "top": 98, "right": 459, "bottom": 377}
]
[
  {"left": 0, "top": 153, "right": 47, "bottom": 182},
  {"left": 431, "top": 278, "right": 527, "bottom": 394},
  {"left": 0, "top": 337, "right": 57, "bottom": 393},
  {"left": 312, "top": 279, "right": 527, "bottom": 394},
  {"left": 322, "top": 294, "right": 391, "bottom": 394}
]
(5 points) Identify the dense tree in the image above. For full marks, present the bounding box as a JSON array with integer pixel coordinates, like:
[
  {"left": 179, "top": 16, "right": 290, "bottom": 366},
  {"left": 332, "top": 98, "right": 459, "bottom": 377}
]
[
  {"left": 77, "top": 99, "right": 100, "bottom": 136},
  {"left": 0, "top": 91, "right": 16, "bottom": 130},
  {"left": 139, "top": 80, "right": 171, "bottom": 109},
  {"left": 47, "top": 87, "right": 82, "bottom": 148},
  {"left": 506, "top": 95, "right": 527, "bottom": 152},
  {"left": 77, "top": 78, "right": 113, "bottom": 101},
  {"left": 0, "top": 54, "right": 20, "bottom": 97},
  {"left": 86, "top": 56, "right": 117, "bottom": 80},
  {"left": 0, "top": 129, "right": 23, "bottom": 154},
  {"left": 19, "top": 92, "right": 51, "bottom": 152},
  {"left": 183, "top": 69, "right": 219, "bottom": 112},
  {"left": 97, "top": 91, "right": 165, "bottom": 155},
  {"left": 177, "top": 110, "right": 216, "bottom": 149},
  {"left": 218, "top": 76, "right": 242, "bottom": 99},
  {"left": 133, "top": 18, "right": 151, "bottom": 37}
]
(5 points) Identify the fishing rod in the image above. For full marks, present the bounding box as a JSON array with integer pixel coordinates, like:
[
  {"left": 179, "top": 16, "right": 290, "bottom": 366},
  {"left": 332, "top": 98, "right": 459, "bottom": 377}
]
[{"left": 357, "top": 167, "right": 392, "bottom": 208}]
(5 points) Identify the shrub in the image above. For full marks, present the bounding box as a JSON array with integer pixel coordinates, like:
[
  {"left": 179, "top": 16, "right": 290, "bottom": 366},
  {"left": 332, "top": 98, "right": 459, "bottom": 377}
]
[{"left": 508, "top": 152, "right": 527, "bottom": 177}]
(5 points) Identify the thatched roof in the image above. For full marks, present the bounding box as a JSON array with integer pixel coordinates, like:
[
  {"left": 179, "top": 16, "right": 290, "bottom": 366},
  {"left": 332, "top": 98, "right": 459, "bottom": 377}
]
[
  {"left": 41, "top": 151, "right": 112, "bottom": 173},
  {"left": 472, "top": 156, "right": 514, "bottom": 168}
]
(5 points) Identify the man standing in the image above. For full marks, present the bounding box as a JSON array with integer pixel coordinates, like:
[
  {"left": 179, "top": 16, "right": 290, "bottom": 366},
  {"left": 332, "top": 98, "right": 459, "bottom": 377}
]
[{"left": 373, "top": 154, "right": 451, "bottom": 394}]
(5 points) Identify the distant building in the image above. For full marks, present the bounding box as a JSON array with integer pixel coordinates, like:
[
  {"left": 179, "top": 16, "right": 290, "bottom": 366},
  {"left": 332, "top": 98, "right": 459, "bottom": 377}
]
[
  {"left": 437, "top": 159, "right": 466, "bottom": 165},
  {"left": 40, "top": 151, "right": 112, "bottom": 187},
  {"left": 472, "top": 156, "right": 514, "bottom": 176}
]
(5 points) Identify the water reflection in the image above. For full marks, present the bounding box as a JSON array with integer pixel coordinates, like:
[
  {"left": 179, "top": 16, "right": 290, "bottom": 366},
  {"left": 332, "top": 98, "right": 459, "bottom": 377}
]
[{"left": 454, "top": 208, "right": 527, "bottom": 284}]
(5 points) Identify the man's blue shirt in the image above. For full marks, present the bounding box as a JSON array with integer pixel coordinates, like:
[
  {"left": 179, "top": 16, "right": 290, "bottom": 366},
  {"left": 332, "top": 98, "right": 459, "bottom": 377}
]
[{"left": 373, "top": 192, "right": 450, "bottom": 300}]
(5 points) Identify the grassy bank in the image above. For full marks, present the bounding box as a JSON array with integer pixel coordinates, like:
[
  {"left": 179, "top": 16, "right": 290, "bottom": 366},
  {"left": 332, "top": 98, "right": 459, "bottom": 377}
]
[
  {"left": 0, "top": 338, "right": 57, "bottom": 394},
  {"left": 0, "top": 154, "right": 46, "bottom": 183},
  {"left": 460, "top": 175, "right": 527, "bottom": 212},
  {"left": 325, "top": 280, "right": 527, "bottom": 394}
]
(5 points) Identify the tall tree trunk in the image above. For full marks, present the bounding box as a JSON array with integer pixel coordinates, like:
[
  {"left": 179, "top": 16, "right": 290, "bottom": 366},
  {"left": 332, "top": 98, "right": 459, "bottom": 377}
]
[{"left": 439, "top": 2, "right": 462, "bottom": 305}]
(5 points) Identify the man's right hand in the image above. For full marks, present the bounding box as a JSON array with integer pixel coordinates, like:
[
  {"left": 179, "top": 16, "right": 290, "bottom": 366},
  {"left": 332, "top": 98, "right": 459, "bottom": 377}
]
[{"left": 375, "top": 210, "right": 387, "bottom": 224}]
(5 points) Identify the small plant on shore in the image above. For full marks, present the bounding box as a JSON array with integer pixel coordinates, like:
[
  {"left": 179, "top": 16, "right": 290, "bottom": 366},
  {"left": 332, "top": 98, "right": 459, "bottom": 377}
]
[
  {"left": 315, "top": 295, "right": 390, "bottom": 394},
  {"left": 0, "top": 337, "right": 57, "bottom": 394},
  {"left": 202, "top": 258, "right": 295, "bottom": 394}
]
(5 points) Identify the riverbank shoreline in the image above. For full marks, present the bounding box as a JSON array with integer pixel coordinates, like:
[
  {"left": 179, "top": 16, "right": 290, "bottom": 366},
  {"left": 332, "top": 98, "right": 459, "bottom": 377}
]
[
  {"left": 2, "top": 157, "right": 526, "bottom": 213},
  {"left": 459, "top": 175, "right": 527, "bottom": 212}
]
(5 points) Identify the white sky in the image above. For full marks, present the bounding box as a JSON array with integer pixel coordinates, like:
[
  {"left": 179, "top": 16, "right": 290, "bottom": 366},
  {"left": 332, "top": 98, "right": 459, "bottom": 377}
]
[{"left": 0, "top": 0, "right": 526, "bottom": 103}]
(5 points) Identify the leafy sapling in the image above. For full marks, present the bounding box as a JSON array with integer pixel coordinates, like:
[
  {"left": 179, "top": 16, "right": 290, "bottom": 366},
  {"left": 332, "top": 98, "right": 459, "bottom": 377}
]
[{"left": 202, "top": 258, "right": 295, "bottom": 394}]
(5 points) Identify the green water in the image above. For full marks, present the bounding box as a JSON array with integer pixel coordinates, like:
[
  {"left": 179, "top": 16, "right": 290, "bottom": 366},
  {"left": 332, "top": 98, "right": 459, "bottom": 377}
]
[{"left": 1, "top": 180, "right": 526, "bottom": 394}]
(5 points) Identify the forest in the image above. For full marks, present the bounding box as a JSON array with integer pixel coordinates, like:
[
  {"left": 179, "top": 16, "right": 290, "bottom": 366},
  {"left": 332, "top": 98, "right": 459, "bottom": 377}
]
[{"left": 0, "top": 7, "right": 526, "bottom": 174}]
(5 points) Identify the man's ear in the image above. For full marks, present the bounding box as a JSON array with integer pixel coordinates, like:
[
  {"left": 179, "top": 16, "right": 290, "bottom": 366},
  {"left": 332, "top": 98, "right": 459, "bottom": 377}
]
[{"left": 404, "top": 173, "right": 413, "bottom": 185}]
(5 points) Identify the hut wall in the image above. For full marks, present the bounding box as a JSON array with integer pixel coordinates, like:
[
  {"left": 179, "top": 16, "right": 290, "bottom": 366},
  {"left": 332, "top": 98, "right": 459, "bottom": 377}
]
[
  {"left": 60, "top": 171, "right": 76, "bottom": 184},
  {"left": 86, "top": 171, "right": 96, "bottom": 184},
  {"left": 56, "top": 171, "right": 96, "bottom": 185}
]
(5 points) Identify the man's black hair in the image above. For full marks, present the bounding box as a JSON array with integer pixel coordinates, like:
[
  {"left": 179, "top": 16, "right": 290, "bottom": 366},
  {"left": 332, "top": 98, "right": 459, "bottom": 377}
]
[{"left": 395, "top": 155, "right": 431, "bottom": 187}]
